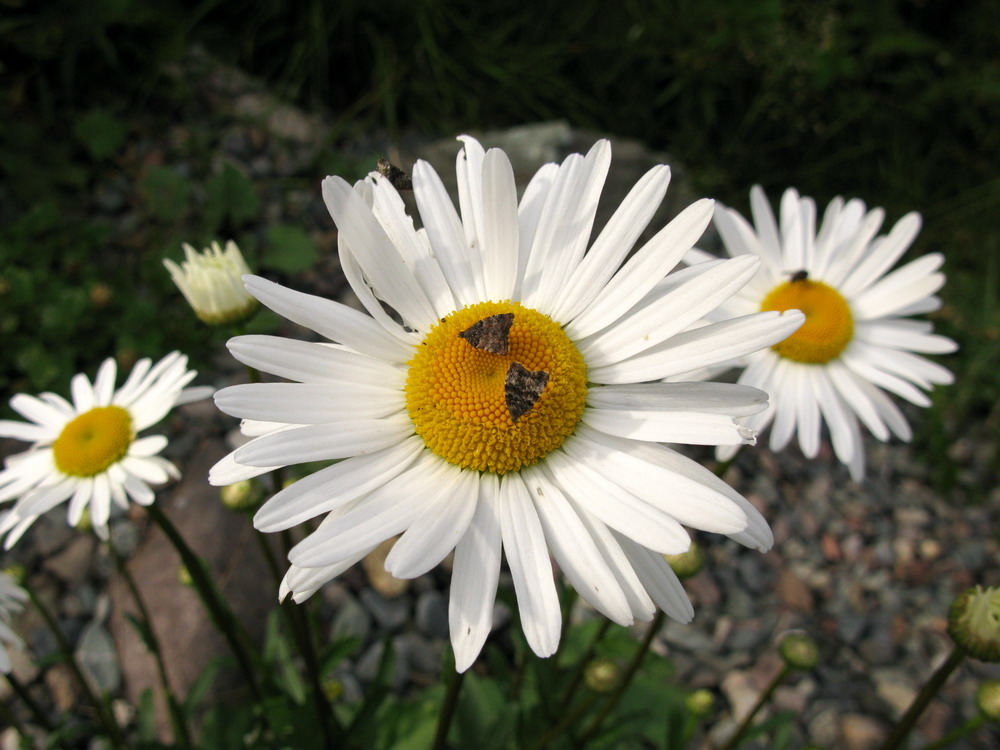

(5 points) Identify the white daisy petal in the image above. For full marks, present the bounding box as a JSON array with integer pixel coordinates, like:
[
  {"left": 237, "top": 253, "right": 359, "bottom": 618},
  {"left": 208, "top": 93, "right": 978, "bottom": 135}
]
[
  {"left": 616, "top": 534, "right": 694, "bottom": 623},
  {"left": 566, "top": 198, "right": 715, "bottom": 340},
  {"left": 322, "top": 176, "right": 438, "bottom": 330},
  {"left": 227, "top": 336, "right": 405, "bottom": 387},
  {"left": 580, "top": 254, "right": 759, "bottom": 366},
  {"left": 543, "top": 450, "right": 690, "bottom": 555},
  {"left": 92, "top": 358, "right": 118, "bottom": 406},
  {"left": 449, "top": 473, "right": 502, "bottom": 673},
  {"left": 412, "top": 158, "right": 480, "bottom": 306},
  {"left": 9, "top": 394, "right": 67, "bottom": 430},
  {"left": 0, "top": 420, "right": 54, "bottom": 443},
  {"left": 522, "top": 465, "right": 632, "bottom": 625},
  {"left": 254, "top": 437, "right": 424, "bottom": 532},
  {"left": 214, "top": 382, "right": 404, "bottom": 423},
  {"left": 385, "top": 464, "right": 478, "bottom": 579},
  {"left": 243, "top": 275, "right": 416, "bottom": 362},
  {"left": 233, "top": 414, "right": 413, "bottom": 467},
  {"left": 479, "top": 148, "right": 520, "bottom": 301},
  {"left": 588, "top": 310, "right": 804, "bottom": 384},
  {"left": 288, "top": 453, "right": 443, "bottom": 567},
  {"left": 498, "top": 472, "right": 561, "bottom": 658}
]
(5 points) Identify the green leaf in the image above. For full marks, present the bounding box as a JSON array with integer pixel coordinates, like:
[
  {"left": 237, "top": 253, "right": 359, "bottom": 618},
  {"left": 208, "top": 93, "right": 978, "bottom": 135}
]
[
  {"left": 263, "top": 609, "right": 307, "bottom": 704},
  {"left": 72, "top": 109, "right": 128, "bottom": 160},
  {"left": 135, "top": 688, "right": 158, "bottom": 744},
  {"left": 262, "top": 224, "right": 319, "bottom": 273},
  {"left": 124, "top": 612, "right": 157, "bottom": 654},
  {"left": 204, "top": 163, "right": 261, "bottom": 231},
  {"left": 454, "top": 672, "right": 517, "bottom": 750},
  {"left": 139, "top": 166, "right": 192, "bottom": 224},
  {"left": 183, "top": 657, "right": 223, "bottom": 714}
]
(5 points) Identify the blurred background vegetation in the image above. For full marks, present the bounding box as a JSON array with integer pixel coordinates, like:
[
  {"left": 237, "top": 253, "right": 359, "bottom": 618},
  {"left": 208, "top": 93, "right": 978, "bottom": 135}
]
[{"left": 0, "top": 0, "right": 997, "bottom": 487}]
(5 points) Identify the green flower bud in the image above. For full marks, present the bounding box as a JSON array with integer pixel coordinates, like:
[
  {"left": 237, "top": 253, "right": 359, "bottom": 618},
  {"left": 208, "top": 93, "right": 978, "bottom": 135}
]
[
  {"left": 778, "top": 631, "right": 820, "bottom": 670},
  {"left": 322, "top": 679, "right": 343, "bottom": 702},
  {"left": 220, "top": 479, "right": 263, "bottom": 512},
  {"left": 685, "top": 689, "right": 714, "bottom": 717},
  {"left": 664, "top": 540, "right": 704, "bottom": 580},
  {"left": 178, "top": 563, "right": 193, "bottom": 587},
  {"left": 948, "top": 586, "right": 1000, "bottom": 662},
  {"left": 2, "top": 564, "right": 27, "bottom": 586},
  {"left": 585, "top": 658, "right": 620, "bottom": 693},
  {"left": 977, "top": 679, "right": 1000, "bottom": 723}
]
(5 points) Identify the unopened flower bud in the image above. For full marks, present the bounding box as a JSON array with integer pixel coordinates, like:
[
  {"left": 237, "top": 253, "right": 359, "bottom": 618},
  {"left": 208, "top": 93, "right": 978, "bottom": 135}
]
[
  {"left": 948, "top": 586, "right": 1000, "bottom": 662},
  {"left": 2, "top": 564, "right": 26, "bottom": 586},
  {"left": 778, "top": 631, "right": 820, "bottom": 670},
  {"left": 664, "top": 541, "right": 703, "bottom": 580},
  {"left": 220, "top": 480, "right": 262, "bottom": 512},
  {"left": 164, "top": 240, "right": 258, "bottom": 326},
  {"left": 322, "top": 679, "right": 343, "bottom": 702},
  {"left": 585, "top": 658, "right": 620, "bottom": 693},
  {"left": 685, "top": 689, "right": 714, "bottom": 717},
  {"left": 977, "top": 679, "right": 1000, "bottom": 723},
  {"left": 178, "top": 563, "right": 193, "bottom": 587}
]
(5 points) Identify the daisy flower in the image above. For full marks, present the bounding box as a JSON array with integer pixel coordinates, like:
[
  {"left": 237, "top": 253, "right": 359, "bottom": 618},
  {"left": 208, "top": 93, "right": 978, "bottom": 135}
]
[
  {"left": 0, "top": 571, "right": 26, "bottom": 673},
  {"left": 164, "top": 240, "right": 258, "bottom": 326},
  {"left": 0, "top": 352, "right": 212, "bottom": 545},
  {"left": 686, "top": 186, "right": 957, "bottom": 480},
  {"left": 210, "top": 137, "right": 805, "bottom": 670}
]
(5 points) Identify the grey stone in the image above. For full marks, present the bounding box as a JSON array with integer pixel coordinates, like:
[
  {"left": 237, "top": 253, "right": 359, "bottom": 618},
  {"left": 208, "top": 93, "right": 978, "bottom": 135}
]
[
  {"left": 359, "top": 588, "right": 410, "bottom": 632},
  {"left": 663, "top": 624, "right": 715, "bottom": 652},
  {"left": 75, "top": 621, "right": 120, "bottom": 694},
  {"left": 415, "top": 590, "right": 449, "bottom": 640},
  {"left": 330, "top": 591, "right": 371, "bottom": 643},
  {"left": 355, "top": 639, "right": 408, "bottom": 690}
]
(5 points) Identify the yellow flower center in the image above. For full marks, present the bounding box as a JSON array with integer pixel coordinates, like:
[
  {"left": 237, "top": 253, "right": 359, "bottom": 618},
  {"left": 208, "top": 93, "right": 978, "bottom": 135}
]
[
  {"left": 405, "top": 301, "right": 588, "bottom": 474},
  {"left": 760, "top": 276, "right": 854, "bottom": 364},
  {"left": 52, "top": 406, "right": 134, "bottom": 477}
]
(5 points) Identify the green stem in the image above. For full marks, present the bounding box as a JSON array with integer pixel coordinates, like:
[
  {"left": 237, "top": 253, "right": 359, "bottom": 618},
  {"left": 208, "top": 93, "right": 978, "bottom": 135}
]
[
  {"left": 264, "top": 530, "right": 342, "bottom": 746},
  {"left": 5, "top": 672, "right": 53, "bottom": 731},
  {"left": 877, "top": 647, "right": 966, "bottom": 750},
  {"left": 529, "top": 691, "right": 602, "bottom": 750},
  {"left": 718, "top": 663, "right": 791, "bottom": 750},
  {"left": 432, "top": 667, "right": 466, "bottom": 750},
  {"left": 26, "top": 587, "right": 128, "bottom": 749},
  {"left": 917, "top": 713, "right": 986, "bottom": 750},
  {"left": 0, "top": 691, "right": 35, "bottom": 749},
  {"left": 557, "top": 619, "right": 611, "bottom": 714},
  {"left": 108, "top": 539, "right": 193, "bottom": 747},
  {"left": 146, "top": 503, "right": 264, "bottom": 703},
  {"left": 580, "top": 610, "right": 666, "bottom": 745}
]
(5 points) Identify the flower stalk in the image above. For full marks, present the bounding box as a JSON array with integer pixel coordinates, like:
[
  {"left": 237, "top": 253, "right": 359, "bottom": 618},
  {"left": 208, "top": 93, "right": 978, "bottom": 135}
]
[
  {"left": 108, "top": 538, "right": 193, "bottom": 746},
  {"left": 877, "top": 647, "right": 966, "bottom": 750},
  {"left": 26, "top": 586, "right": 127, "bottom": 749}
]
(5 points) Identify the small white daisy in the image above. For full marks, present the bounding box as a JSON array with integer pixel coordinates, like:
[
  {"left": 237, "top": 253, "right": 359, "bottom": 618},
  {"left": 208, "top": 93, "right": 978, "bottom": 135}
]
[
  {"left": 0, "top": 571, "right": 26, "bottom": 673},
  {"left": 211, "top": 138, "right": 805, "bottom": 671},
  {"left": 164, "top": 240, "right": 258, "bottom": 325},
  {"left": 686, "top": 186, "right": 957, "bottom": 480},
  {"left": 0, "top": 352, "right": 212, "bottom": 545}
]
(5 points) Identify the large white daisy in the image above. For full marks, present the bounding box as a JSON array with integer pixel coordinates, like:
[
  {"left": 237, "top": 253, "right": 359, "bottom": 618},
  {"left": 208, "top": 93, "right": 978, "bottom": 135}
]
[
  {"left": 210, "top": 137, "right": 805, "bottom": 671},
  {"left": 0, "top": 352, "right": 211, "bottom": 545},
  {"left": 686, "top": 186, "right": 957, "bottom": 480},
  {"left": 0, "top": 571, "right": 26, "bottom": 673}
]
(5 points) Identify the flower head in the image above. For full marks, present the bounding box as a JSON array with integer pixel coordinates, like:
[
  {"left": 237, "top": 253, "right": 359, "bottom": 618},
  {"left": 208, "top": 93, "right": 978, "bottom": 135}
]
[
  {"left": 948, "top": 585, "right": 1000, "bottom": 662},
  {"left": 687, "top": 186, "right": 957, "bottom": 480},
  {"left": 0, "top": 570, "right": 26, "bottom": 673},
  {"left": 164, "top": 240, "right": 258, "bottom": 325},
  {"left": 0, "top": 353, "right": 211, "bottom": 544},
  {"left": 211, "top": 137, "right": 804, "bottom": 671}
]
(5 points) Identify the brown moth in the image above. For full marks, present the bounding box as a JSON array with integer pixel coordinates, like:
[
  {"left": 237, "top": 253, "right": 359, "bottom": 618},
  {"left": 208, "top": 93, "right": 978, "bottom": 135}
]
[
  {"left": 375, "top": 158, "right": 413, "bottom": 191},
  {"left": 505, "top": 362, "right": 549, "bottom": 422},
  {"left": 459, "top": 313, "right": 514, "bottom": 355}
]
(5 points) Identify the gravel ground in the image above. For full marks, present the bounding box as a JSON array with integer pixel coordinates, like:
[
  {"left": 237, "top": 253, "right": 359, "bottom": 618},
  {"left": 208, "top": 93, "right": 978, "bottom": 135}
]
[{"left": 1, "top": 48, "right": 998, "bottom": 750}]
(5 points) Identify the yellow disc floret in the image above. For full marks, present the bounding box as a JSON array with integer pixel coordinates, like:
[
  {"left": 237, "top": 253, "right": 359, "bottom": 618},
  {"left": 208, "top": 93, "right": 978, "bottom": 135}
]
[
  {"left": 406, "top": 301, "right": 588, "bottom": 474},
  {"left": 761, "top": 276, "right": 854, "bottom": 364},
  {"left": 52, "top": 406, "right": 134, "bottom": 477}
]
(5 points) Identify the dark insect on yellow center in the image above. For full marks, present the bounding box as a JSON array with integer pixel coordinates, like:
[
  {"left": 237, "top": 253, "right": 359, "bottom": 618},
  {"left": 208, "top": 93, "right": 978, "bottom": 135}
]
[
  {"left": 760, "top": 276, "right": 854, "bottom": 364},
  {"left": 405, "top": 301, "right": 588, "bottom": 473},
  {"left": 52, "top": 406, "right": 134, "bottom": 477}
]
